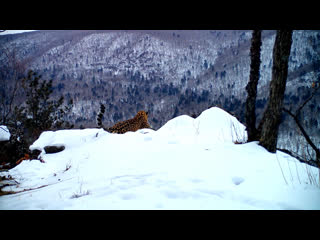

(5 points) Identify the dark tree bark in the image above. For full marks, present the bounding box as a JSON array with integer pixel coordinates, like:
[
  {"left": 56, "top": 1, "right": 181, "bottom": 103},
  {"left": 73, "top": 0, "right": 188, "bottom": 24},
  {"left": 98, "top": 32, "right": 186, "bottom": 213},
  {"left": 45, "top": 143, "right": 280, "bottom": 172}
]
[
  {"left": 245, "top": 30, "right": 262, "bottom": 142},
  {"left": 259, "top": 30, "right": 293, "bottom": 152}
]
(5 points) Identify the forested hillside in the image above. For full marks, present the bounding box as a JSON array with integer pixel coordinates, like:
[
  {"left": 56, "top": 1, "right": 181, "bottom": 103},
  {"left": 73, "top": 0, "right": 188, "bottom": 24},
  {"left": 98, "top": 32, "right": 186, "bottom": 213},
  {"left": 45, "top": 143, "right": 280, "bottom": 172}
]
[{"left": 1, "top": 30, "right": 319, "bottom": 156}]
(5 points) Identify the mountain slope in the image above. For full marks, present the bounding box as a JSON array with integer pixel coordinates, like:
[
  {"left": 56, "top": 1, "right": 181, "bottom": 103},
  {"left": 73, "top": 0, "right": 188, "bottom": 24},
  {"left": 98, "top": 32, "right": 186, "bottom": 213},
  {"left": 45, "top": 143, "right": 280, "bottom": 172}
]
[{"left": 1, "top": 30, "right": 319, "bottom": 157}]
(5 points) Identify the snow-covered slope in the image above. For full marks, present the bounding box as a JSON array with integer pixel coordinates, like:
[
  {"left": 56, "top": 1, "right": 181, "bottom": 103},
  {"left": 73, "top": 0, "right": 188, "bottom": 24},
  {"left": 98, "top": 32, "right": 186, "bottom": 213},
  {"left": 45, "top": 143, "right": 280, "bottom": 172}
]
[
  {"left": 0, "top": 126, "right": 10, "bottom": 141},
  {"left": 0, "top": 107, "right": 319, "bottom": 210}
]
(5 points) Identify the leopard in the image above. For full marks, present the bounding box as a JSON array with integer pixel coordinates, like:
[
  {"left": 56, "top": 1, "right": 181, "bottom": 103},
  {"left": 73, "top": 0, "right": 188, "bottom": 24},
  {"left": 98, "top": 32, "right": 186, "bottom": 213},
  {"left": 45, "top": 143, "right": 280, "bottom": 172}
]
[
  {"left": 97, "top": 104, "right": 151, "bottom": 134},
  {"left": 108, "top": 110, "right": 151, "bottom": 134}
]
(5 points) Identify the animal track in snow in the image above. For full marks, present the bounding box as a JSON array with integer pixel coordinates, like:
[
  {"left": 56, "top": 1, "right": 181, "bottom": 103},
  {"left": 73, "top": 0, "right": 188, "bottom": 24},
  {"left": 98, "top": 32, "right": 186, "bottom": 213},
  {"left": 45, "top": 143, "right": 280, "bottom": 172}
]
[{"left": 232, "top": 176, "right": 245, "bottom": 185}]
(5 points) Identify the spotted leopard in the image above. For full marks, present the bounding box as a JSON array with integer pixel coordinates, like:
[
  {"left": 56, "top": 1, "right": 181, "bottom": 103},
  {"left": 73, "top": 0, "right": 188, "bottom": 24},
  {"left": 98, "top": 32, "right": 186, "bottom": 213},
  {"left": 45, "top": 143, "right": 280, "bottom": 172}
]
[
  {"left": 97, "top": 105, "right": 151, "bottom": 134},
  {"left": 108, "top": 110, "right": 151, "bottom": 134}
]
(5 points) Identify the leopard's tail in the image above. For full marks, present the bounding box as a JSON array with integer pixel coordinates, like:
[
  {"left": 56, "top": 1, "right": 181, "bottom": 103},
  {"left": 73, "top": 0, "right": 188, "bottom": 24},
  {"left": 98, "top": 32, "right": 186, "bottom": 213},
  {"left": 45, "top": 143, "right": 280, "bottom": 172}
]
[{"left": 97, "top": 103, "right": 106, "bottom": 129}]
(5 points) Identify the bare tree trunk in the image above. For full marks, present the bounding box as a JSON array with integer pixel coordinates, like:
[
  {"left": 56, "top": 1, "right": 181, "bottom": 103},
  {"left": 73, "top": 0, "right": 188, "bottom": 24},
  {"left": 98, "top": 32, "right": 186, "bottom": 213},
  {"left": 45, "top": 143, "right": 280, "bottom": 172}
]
[
  {"left": 245, "top": 30, "right": 262, "bottom": 142},
  {"left": 259, "top": 30, "right": 293, "bottom": 152}
]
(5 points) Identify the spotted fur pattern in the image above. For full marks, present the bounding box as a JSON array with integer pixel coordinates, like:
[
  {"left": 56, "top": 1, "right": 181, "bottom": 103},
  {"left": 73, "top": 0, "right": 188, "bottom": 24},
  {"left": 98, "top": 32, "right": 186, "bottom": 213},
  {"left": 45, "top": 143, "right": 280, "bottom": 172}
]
[{"left": 107, "top": 111, "right": 151, "bottom": 134}]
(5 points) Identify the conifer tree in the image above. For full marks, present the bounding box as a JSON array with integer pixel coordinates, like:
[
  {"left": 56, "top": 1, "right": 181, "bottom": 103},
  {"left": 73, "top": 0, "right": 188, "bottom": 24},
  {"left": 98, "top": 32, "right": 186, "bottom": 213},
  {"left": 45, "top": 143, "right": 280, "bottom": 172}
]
[{"left": 15, "top": 70, "right": 73, "bottom": 145}]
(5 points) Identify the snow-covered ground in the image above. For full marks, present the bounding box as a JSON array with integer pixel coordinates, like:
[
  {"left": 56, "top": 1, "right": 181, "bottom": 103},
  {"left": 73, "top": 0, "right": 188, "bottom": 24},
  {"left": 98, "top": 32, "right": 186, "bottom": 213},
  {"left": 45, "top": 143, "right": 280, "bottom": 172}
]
[
  {"left": 0, "top": 107, "right": 319, "bottom": 210},
  {"left": 0, "top": 125, "right": 10, "bottom": 141}
]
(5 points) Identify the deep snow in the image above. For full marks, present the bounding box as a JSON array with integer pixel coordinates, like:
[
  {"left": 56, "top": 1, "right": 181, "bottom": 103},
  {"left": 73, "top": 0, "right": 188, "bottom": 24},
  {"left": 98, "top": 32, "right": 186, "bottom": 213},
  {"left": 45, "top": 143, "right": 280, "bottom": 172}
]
[{"left": 0, "top": 107, "right": 319, "bottom": 210}]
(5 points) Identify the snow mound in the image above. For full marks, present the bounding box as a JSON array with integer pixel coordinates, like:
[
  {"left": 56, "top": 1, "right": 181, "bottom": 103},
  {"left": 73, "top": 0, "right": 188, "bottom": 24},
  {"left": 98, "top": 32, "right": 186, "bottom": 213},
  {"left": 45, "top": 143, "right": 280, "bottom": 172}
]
[
  {"left": 1, "top": 107, "right": 319, "bottom": 210},
  {"left": 156, "top": 114, "right": 196, "bottom": 144},
  {"left": 156, "top": 107, "right": 247, "bottom": 145},
  {"left": 0, "top": 125, "right": 10, "bottom": 141},
  {"left": 30, "top": 128, "right": 107, "bottom": 152},
  {"left": 195, "top": 107, "right": 247, "bottom": 144}
]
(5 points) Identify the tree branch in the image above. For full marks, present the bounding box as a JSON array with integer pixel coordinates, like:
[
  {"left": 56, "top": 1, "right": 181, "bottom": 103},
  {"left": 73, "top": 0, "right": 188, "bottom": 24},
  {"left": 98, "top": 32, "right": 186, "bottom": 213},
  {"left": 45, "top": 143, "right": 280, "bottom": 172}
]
[
  {"left": 283, "top": 107, "right": 320, "bottom": 163},
  {"left": 277, "top": 148, "right": 319, "bottom": 168},
  {"left": 295, "top": 84, "right": 320, "bottom": 116},
  {"left": 0, "top": 46, "right": 25, "bottom": 124}
]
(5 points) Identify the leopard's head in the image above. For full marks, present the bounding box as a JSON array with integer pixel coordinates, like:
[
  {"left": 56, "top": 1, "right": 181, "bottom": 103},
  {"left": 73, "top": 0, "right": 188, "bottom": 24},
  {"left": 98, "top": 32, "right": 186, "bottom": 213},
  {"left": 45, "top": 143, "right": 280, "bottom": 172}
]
[{"left": 135, "top": 110, "right": 149, "bottom": 121}]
